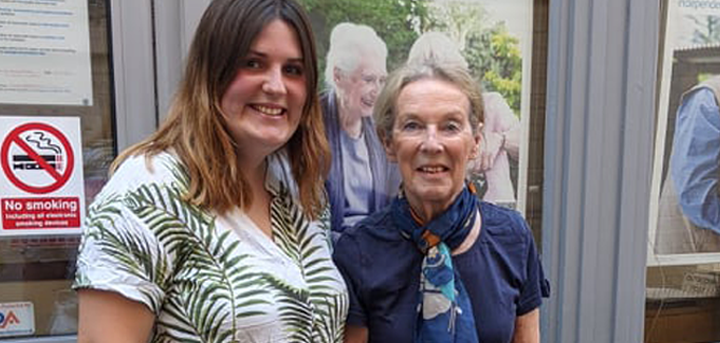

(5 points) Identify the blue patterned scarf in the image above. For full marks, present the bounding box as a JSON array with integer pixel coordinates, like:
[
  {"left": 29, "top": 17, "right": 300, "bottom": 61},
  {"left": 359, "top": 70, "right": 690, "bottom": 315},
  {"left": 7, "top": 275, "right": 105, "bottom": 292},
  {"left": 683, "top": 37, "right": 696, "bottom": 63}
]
[{"left": 392, "top": 185, "right": 479, "bottom": 343}]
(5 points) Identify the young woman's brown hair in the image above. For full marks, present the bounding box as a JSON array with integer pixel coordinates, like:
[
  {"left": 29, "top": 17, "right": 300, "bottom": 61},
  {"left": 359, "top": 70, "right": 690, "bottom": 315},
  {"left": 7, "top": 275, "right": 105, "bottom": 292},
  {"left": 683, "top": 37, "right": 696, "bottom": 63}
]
[{"left": 114, "top": 0, "right": 329, "bottom": 218}]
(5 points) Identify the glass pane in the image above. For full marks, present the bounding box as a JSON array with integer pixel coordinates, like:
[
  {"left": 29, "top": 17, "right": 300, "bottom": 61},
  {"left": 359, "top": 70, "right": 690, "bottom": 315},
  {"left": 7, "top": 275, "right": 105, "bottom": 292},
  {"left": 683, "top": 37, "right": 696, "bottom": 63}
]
[
  {"left": 0, "top": 0, "right": 114, "bottom": 338},
  {"left": 646, "top": 1, "right": 720, "bottom": 342}
]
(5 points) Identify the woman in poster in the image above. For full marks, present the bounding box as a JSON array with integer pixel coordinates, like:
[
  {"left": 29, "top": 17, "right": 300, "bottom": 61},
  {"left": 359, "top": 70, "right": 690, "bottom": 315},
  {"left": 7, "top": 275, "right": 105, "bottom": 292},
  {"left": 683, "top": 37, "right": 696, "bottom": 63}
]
[
  {"left": 333, "top": 61, "right": 548, "bottom": 343},
  {"left": 73, "top": 0, "right": 347, "bottom": 341},
  {"left": 322, "top": 22, "right": 400, "bottom": 237}
]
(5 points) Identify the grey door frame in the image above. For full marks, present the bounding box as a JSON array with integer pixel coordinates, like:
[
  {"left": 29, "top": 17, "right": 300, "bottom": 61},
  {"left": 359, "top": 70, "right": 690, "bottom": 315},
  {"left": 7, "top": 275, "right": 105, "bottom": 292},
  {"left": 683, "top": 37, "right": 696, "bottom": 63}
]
[
  {"left": 541, "top": 0, "right": 660, "bottom": 342},
  {"left": 112, "top": 0, "right": 157, "bottom": 151}
]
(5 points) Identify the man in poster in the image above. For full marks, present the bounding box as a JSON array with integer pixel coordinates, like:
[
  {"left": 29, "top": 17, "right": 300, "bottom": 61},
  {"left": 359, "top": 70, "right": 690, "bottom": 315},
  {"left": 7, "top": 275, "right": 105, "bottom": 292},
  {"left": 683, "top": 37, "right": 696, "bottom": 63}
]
[{"left": 657, "top": 75, "right": 720, "bottom": 254}]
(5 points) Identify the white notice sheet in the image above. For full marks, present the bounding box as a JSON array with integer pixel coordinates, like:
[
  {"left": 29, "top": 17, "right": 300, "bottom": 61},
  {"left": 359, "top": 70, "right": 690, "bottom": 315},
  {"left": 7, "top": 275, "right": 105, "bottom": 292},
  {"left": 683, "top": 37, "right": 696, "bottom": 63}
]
[{"left": 0, "top": 0, "right": 93, "bottom": 106}]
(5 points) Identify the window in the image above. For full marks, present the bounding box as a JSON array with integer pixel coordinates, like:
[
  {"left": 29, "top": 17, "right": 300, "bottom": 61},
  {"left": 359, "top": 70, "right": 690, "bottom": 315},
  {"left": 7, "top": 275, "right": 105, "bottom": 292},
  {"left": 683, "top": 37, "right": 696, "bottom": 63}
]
[
  {"left": 0, "top": 0, "right": 114, "bottom": 338},
  {"left": 646, "top": 1, "right": 720, "bottom": 341}
]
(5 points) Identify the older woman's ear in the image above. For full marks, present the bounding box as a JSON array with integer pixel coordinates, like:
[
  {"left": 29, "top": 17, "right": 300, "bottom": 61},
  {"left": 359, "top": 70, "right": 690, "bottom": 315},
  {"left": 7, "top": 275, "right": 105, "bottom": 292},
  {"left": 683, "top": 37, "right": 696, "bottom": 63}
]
[
  {"left": 472, "top": 122, "right": 483, "bottom": 158},
  {"left": 470, "top": 132, "right": 481, "bottom": 160}
]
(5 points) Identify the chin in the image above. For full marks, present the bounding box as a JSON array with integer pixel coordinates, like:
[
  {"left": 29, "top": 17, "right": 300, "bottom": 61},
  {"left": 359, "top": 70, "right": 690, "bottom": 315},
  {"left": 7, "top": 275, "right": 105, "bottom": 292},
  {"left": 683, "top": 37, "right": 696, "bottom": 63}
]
[
  {"left": 411, "top": 189, "right": 453, "bottom": 203},
  {"left": 417, "top": 184, "right": 466, "bottom": 201},
  {"left": 252, "top": 136, "right": 291, "bottom": 153},
  {"left": 260, "top": 130, "right": 293, "bottom": 143}
]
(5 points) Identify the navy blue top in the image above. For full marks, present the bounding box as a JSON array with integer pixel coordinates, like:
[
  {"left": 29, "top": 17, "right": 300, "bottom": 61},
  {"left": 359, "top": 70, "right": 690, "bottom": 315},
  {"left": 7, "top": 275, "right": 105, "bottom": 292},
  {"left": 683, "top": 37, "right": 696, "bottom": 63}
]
[{"left": 333, "top": 201, "right": 550, "bottom": 343}]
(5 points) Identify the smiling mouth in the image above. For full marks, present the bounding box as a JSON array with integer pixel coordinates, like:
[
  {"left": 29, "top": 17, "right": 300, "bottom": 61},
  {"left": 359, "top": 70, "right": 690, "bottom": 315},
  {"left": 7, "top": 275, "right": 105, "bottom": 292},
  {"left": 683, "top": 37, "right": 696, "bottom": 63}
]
[
  {"left": 418, "top": 166, "right": 449, "bottom": 174},
  {"left": 361, "top": 98, "right": 374, "bottom": 107},
  {"left": 252, "top": 104, "right": 285, "bottom": 116}
]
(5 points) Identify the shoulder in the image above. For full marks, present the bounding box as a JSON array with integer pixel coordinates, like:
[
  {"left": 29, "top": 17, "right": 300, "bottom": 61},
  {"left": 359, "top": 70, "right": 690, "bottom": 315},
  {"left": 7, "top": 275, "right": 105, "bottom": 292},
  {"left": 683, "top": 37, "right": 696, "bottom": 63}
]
[
  {"left": 333, "top": 205, "right": 398, "bottom": 262},
  {"left": 678, "top": 87, "right": 719, "bottom": 127},
  {"left": 97, "top": 151, "right": 186, "bottom": 201},
  {"left": 266, "top": 151, "right": 331, "bottom": 237},
  {"left": 76, "top": 152, "right": 191, "bottom": 307},
  {"left": 346, "top": 205, "right": 398, "bottom": 243},
  {"left": 479, "top": 201, "right": 532, "bottom": 245},
  {"left": 682, "top": 87, "right": 717, "bottom": 110}
]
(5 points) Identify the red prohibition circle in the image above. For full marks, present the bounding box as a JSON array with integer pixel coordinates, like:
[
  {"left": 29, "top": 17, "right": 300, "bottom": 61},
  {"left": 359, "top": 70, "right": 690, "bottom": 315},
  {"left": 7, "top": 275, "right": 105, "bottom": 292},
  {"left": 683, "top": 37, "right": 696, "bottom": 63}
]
[{"left": 1, "top": 122, "right": 75, "bottom": 194}]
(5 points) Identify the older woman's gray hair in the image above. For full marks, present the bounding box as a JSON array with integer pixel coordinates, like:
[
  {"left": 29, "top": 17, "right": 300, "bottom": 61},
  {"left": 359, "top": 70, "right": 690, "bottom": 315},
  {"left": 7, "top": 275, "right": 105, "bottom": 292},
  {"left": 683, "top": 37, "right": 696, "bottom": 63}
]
[
  {"left": 373, "top": 62, "right": 484, "bottom": 141},
  {"left": 324, "top": 22, "right": 388, "bottom": 89}
]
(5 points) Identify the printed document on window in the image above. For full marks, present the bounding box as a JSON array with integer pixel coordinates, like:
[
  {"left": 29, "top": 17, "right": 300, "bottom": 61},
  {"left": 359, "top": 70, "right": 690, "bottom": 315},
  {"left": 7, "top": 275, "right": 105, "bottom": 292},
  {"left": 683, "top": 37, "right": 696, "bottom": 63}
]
[{"left": 0, "top": 0, "right": 93, "bottom": 106}]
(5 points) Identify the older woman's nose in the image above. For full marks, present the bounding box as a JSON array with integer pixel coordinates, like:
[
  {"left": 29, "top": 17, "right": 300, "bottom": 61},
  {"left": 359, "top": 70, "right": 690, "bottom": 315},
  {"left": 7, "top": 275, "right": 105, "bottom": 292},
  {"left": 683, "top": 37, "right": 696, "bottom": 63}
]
[
  {"left": 262, "top": 68, "right": 287, "bottom": 95},
  {"left": 419, "top": 128, "right": 443, "bottom": 153}
]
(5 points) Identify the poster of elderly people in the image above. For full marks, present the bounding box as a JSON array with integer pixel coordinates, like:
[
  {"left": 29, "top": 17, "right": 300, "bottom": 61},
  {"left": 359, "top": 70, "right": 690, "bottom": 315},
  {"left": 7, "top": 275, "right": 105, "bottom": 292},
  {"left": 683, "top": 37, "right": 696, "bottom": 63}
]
[{"left": 295, "top": 0, "right": 534, "bottom": 235}]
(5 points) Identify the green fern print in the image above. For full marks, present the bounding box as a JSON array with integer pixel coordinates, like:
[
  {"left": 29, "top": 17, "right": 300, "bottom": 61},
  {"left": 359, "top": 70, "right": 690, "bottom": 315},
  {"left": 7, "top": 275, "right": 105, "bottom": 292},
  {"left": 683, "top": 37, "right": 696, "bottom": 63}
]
[{"left": 74, "top": 152, "right": 348, "bottom": 342}]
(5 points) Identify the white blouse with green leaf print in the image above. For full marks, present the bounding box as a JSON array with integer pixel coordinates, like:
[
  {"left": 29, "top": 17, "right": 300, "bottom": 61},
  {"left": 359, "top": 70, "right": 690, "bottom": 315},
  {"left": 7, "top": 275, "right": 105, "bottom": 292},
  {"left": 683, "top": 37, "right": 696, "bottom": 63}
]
[{"left": 74, "top": 151, "right": 348, "bottom": 342}]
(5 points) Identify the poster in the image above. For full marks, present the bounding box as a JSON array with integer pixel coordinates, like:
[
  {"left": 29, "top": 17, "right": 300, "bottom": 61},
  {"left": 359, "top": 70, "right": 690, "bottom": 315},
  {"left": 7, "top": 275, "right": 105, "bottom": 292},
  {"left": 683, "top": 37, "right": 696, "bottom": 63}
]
[
  {"left": 648, "top": 0, "right": 720, "bottom": 265},
  {"left": 297, "top": 0, "right": 534, "bottom": 221},
  {"left": 0, "top": 0, "right": 93, "bottom": 106},
  {"left": 0, "top": 116, "right": 85, "bottom": 236}
]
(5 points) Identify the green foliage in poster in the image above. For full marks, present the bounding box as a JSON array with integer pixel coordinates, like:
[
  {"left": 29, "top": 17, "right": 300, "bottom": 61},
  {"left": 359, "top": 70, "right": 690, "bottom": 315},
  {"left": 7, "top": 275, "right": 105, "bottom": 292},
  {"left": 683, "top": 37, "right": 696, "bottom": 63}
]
[
  {"left": 464, "top": 25, "right": 522, "bottom": 118},
  {"left": 297, "top": 0, "right": 429, "bottom": 88},
  {"left": 424, "top": 1, "right": 522, "bottom": 117},
  {"left": 296, "top": 0, "right": 523, "bottom": 116}
]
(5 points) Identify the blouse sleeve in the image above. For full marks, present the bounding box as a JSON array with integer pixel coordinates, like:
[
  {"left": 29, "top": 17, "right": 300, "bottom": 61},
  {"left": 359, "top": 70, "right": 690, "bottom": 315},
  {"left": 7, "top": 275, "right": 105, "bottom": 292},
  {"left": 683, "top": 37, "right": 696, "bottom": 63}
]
[
  {"left": 516, "top": 218, "right": 550, "bottom": 316},
  {"left": 332, "top": 232, "right": 368, "bottom": 327},
  {"left": 74, "top": 196, "right": 172, "bottom": 314}
]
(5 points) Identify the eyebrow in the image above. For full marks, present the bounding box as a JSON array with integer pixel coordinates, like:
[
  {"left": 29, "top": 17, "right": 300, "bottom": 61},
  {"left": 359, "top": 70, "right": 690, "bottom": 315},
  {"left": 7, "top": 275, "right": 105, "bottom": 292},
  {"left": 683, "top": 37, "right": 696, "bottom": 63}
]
[
  {"left": 397, "top": 111, "right": 467, "bottom": 120},
  {"left": 246, "top": 50, "right": 304, "bottom": 63}
]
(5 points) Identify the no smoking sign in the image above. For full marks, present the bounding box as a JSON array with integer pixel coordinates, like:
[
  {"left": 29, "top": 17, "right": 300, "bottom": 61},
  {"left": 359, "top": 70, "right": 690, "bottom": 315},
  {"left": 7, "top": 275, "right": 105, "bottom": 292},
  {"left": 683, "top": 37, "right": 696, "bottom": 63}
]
[
  {"left": 1, "top": 122, "right": 74, "bottom": 194},
  {"left": 0, "top": 117, "right": 85, "bottom": 236}
]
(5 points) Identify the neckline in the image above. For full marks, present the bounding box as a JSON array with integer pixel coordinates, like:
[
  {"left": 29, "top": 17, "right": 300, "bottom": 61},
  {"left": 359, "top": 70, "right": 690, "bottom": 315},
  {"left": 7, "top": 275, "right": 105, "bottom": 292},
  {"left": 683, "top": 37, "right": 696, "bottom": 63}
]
[{"left": 220, "top": 207, "right": 290, "bottom": 261}]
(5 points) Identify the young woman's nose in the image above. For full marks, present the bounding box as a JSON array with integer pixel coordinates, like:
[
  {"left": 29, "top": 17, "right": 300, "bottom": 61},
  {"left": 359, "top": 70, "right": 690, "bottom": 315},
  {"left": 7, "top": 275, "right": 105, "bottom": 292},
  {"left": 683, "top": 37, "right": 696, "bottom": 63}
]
[{"left": 262, "top": 67, "right": 287, "bottom": 95}]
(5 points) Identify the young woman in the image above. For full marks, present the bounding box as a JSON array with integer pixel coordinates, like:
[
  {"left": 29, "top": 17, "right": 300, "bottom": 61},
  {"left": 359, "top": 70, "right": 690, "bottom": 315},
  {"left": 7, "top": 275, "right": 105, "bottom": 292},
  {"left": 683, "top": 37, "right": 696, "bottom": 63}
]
[{"left": 74, "top": 1, "right": 347, "bottom": 342}]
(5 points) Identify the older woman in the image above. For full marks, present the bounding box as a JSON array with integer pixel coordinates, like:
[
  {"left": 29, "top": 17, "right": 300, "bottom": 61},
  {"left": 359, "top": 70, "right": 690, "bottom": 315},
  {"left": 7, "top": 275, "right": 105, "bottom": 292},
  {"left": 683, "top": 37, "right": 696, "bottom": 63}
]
[
  {"left": 333, "top": 62, "right": 548, "bottom": 343},
  {"left": 74, "top": 0, "right": 347, "bottom": 342},
  {"left": 322, "top": 22, "right": 400, "bottom": 236}
]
